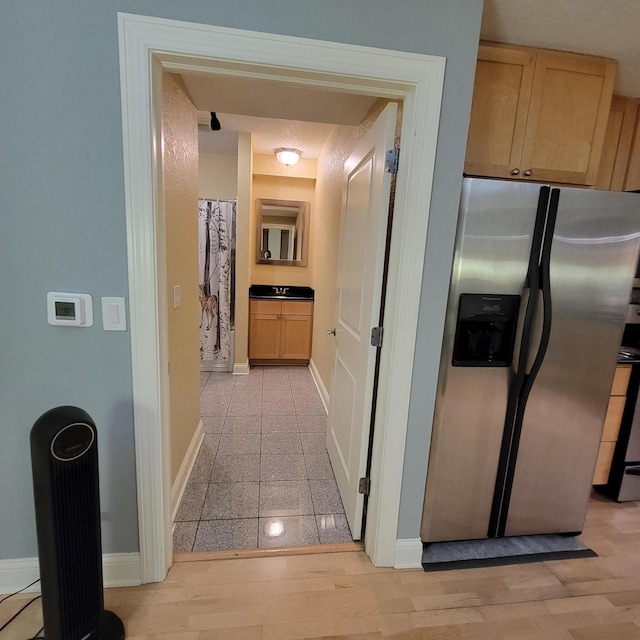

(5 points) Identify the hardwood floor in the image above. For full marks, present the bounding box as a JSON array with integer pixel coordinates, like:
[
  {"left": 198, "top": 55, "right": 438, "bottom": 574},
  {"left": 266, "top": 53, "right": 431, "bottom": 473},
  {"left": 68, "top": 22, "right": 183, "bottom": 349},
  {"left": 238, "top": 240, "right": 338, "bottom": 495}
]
[{"left": 6, "top": 493, "right": 640, "bottom": 639}]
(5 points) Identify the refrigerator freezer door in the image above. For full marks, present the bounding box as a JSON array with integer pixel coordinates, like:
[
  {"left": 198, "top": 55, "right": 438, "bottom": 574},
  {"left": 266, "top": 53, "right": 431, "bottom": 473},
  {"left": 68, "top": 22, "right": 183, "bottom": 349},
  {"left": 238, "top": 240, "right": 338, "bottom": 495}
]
[
  {"left": 421, "top": 178, "right": 545, "bottom": 542},
  {"left": 505, "top": 189, "right": 640, "bottom": 536}
]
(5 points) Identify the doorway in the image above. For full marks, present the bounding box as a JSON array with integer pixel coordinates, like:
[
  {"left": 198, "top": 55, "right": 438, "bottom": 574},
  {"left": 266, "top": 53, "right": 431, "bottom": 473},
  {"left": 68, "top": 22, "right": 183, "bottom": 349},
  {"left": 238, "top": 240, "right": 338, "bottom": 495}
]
[
  {"left": 118, "top": 12, "right": 445, "bottom": 582},
  {"left": 173, "top": 98, "right": 397, "bottom": 553}
]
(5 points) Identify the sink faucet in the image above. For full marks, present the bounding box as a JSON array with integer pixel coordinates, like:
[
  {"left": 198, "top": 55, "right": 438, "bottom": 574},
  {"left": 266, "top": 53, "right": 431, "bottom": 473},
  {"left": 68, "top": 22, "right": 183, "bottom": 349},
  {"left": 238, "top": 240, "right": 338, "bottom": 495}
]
[{"left": 273, "top": 286, "right": 290, "bottom": 295}]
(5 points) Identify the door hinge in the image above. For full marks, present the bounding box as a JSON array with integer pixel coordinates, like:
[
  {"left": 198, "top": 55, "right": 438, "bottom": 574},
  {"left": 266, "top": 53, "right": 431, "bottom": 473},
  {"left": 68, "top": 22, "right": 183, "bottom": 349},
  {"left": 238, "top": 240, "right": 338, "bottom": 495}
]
[
  {"left": 358, "top": 477, "right": 371, "bottom": 495},
  {"left": 370, "top": 326, "right": 384, "bottom": 348},
  {"left": 385, "top": 148, "right": 400, "bottom": 173}
]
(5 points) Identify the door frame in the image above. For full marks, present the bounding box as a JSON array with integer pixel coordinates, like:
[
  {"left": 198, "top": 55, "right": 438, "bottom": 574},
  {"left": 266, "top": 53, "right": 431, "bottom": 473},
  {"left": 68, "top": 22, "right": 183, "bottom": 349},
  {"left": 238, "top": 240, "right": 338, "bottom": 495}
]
[{"left": 118, "top": 12, "right": 445, "bottom": 583}]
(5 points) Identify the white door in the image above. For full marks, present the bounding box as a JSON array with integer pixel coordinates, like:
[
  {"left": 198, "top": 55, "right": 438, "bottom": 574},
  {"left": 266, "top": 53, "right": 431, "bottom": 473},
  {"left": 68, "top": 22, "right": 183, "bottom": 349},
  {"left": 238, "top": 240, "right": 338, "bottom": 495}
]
[{"left": 326, "top": 103, "right": 397, "bottom": 539}]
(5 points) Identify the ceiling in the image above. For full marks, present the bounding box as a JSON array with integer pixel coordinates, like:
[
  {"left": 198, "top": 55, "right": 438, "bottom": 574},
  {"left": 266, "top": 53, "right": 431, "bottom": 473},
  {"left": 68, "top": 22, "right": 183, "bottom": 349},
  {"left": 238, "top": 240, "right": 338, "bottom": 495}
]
[
  {"left": 194, "top": 1, "right": 640, "bottom": 158},
  {"left": 198, "top": 112, "right": 335, "bottom": 159},
  {"left": 185, "top": 72, "right": 378, "bottom": 159},
  {"left": 481, "top": 0, "right": 640, "bottom": 96}
]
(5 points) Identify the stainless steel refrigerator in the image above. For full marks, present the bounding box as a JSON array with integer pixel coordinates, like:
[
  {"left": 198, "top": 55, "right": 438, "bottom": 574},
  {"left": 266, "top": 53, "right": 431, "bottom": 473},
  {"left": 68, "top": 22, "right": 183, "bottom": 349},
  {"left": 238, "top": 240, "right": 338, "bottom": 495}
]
[{"left": 421, "top": 178, "right": 640, "bottom": 543}]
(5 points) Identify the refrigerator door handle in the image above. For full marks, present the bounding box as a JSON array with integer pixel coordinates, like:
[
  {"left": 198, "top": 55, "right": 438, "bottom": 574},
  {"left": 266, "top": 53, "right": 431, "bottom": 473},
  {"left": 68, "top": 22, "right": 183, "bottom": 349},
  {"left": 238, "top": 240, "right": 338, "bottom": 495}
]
[
  {"left": 488, "top": 186, "right": 551, "bottom": 537},
  {"left": 494, "top": 188, "right": 560, "bottom": 537}
]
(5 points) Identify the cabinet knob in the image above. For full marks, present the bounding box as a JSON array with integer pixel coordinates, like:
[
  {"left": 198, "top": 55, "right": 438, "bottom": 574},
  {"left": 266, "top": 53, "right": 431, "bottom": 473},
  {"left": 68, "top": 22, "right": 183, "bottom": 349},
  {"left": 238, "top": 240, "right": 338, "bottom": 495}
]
[
  {"left": 523, "top": 169, "right": 532, "bottom": 177},
  {"left": 326, "top": 327, "right": 336, "bottom": 336},
  {"left": 510, "top": 168, "right": 520, "bottom": 176}
]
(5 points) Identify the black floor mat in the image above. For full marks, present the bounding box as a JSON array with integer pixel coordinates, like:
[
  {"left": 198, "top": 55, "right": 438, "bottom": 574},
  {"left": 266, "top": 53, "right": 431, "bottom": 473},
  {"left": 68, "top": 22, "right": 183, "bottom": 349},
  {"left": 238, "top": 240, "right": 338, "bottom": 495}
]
[{"left": 422, "top": 534, "right": 596, "bottom": 571}]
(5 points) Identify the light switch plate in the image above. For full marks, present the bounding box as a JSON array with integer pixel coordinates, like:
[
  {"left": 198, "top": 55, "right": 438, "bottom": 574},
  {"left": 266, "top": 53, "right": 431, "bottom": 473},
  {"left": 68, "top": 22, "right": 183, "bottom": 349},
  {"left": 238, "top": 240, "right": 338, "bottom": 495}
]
[
  {"left": 101, "top": 297, "right": 127, "bottom": 331},
  {"left": 173, "top": 285, "right": 181, "bottom": 308}
]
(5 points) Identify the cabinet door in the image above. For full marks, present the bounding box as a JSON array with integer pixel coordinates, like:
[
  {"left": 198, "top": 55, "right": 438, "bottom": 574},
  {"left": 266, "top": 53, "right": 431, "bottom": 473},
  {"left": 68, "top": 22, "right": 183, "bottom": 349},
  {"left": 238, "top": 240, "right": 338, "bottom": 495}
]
[
  {"left": 624, "top": 109, "right": 640, "bottom": 191},
  {"left": 249, "top": 314, "right": 281, "bottom": 359},
  {"left": 520, "top": 51, "right": 616, "bottom": 185},
  {"left": 595, "top": 97, "right": 639, "bottom": 191},
  {"left": 465, "top": 44, "right": 535, "bottom": 179},
  {"left": 280, "top": 315, "right": 312, "bottom": 360}
]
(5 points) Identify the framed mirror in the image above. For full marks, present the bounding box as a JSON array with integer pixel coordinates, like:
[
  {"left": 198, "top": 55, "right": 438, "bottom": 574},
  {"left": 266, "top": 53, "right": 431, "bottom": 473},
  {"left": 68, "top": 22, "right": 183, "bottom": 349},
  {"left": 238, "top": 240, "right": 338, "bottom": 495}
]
[{"left": 256, "top": 198, "right": 310, "bottom": 266}]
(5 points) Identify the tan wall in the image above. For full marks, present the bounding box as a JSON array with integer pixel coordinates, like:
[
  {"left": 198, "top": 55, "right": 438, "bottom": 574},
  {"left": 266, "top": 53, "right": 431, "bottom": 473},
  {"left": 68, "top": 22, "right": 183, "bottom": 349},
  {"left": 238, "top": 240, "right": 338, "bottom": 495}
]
[
  {"left": 253, "top": 154, "right": 317, "bottom": 179},
  {"left": 198, "top": 153, "right": 238, "bottom": 200},
  {"left": 162, "top": 73, "right": 201, "bottom": 484},
  {"left": 311, "top": 100, "right": 392, "bottom": 391},
  {"left": 251, "top": 174, "right": 315, "bottom": 286},
  {"left": 234, "top": 132, "right": 252, "bottom": 368}
]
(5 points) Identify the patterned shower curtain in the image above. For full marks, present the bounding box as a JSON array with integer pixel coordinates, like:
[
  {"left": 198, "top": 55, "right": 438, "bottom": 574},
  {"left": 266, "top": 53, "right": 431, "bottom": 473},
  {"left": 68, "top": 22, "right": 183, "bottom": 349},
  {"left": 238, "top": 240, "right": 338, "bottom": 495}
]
[{"left": 198, "top": 199, "right": 236, "bottom": 367}]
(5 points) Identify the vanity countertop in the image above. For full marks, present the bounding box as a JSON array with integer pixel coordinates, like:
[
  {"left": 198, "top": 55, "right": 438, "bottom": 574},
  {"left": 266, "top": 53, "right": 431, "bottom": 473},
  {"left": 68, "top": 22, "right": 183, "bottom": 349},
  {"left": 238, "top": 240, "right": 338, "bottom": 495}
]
[{"left": 249, "top": 285, "right": 314, "bottom": 301}]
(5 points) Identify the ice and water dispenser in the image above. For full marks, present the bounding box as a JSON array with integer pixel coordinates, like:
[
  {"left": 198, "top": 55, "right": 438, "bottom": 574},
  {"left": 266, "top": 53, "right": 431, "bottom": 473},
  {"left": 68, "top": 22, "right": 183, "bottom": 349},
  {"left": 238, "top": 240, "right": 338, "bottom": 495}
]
[{"left": 452, "top": 294, "right": 520, "bottom": 367}]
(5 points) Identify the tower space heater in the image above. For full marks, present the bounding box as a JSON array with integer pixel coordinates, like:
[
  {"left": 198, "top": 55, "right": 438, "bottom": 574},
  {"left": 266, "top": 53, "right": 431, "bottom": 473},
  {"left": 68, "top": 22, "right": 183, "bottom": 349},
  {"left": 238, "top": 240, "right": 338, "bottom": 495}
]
[{"left": 31, "top": 406, "right": 124, "bottom": 640}]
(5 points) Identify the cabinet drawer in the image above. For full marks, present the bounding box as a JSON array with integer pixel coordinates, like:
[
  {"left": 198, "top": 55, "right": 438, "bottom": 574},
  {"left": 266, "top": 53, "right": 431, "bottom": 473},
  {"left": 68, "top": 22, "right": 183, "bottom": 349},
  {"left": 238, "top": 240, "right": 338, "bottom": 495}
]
[
  {"left": 593, "top": 441, "right": 616, "bottom": 485},
  {"left": 602, "top": 396, "right": 626, "bottom": 442},
  {"left": 611, "top": 364, "right": 632, "bottom": 396},
  {"left": 250, "top": 299, "right": 282, "bottom": 315},
  {"left": 282, "top": 300, "right": 313, "bottom": 316}
]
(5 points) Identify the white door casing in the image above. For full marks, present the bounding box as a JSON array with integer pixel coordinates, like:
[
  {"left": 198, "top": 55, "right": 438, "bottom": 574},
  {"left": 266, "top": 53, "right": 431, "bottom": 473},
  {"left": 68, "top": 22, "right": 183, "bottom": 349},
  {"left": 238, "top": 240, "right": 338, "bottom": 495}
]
[
  {"left": 117, "top": 12, "right": 445, "bottom": 581},
  {"left": 327, "top": 104, "right": 397, "bottom": 539}
]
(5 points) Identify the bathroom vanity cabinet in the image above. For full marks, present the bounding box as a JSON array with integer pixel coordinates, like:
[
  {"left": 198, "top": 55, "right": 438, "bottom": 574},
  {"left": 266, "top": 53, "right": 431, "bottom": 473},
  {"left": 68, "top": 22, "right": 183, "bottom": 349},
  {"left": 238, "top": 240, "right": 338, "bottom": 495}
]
[{"left": 249, "top": 299, "right": 313, "bottom": 364}]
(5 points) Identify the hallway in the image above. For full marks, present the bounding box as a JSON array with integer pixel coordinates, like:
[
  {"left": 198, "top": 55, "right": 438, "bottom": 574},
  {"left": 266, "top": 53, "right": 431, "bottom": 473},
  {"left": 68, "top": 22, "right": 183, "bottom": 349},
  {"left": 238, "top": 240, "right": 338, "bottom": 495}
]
[{"left": 173, "top": 366, "right": 353, "bottom": 552}]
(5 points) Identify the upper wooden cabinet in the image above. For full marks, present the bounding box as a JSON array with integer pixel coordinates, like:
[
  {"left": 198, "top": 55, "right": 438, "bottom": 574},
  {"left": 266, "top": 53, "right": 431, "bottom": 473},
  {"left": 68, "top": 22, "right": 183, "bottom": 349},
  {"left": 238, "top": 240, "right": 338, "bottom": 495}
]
[
  {"left": 465, "top": 42, "right": 616, "bottom": 185},
  {"left": 625, "top": 107, "right": 640, "bottom": 191},
  {"left": 595, "top": 97, "right": 640, "bottom": 191}
]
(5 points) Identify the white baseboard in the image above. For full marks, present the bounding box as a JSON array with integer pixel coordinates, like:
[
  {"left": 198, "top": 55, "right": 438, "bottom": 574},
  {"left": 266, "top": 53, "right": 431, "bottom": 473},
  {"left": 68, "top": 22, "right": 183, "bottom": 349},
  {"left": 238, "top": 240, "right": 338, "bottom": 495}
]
[
  {"left": 103, "top": 553, "right": 142, "bottom": 587},
  {"left": 233, "top": 361, "right": 250, "bottom": 375},
  {"left": 394, "top": 538, "right": 423, "bottom": 569},
  {"left": 308, "top": 359, "right": 329, "bottom": 415},
  {"left": 0, "top": 553, "right": 141, "bottom": 594},
  {"left": 171, "top": 419, "right": 204, "bottom": 523},
  {"left": 200, "top": 362, "right": 233, "bottom": 372}
]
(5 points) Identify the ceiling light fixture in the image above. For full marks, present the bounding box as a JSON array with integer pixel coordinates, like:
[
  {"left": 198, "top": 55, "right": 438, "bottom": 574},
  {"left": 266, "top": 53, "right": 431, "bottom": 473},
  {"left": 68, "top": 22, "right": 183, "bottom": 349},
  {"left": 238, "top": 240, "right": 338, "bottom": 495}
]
[
  {"left": 274, "top": 148, "right": 302, "bottom": 166},
  {"left": 210, "top": 112, "right": 221, "bottom": 131}
]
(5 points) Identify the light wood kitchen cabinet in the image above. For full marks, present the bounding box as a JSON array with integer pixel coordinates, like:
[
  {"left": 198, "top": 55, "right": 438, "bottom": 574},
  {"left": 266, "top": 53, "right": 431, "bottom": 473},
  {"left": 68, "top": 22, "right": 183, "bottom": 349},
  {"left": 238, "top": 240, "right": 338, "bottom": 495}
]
[
  {"left": 249, "top": 299, "right": 313, "bottom": 363},
  {"left": 595, "top": 97, "right": 639, "bottom": 191},
  {"left": 594, "top": 364, "right": 632, "bottom": 484},
  {"left": 624, "top": 108, "right": 640, "bottom": 191},
  {"left": 465, "top": 42, "right": 616, "bottom": 186}
]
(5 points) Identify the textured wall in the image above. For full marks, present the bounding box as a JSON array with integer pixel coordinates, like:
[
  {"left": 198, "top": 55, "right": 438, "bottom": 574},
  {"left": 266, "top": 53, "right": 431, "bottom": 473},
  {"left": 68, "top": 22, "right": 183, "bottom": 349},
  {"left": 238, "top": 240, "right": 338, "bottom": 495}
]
[
  {"left": 0, "top": 0, "right": 482, "bottom": 560},
  {"left": 250, "top": 175, "right": 316, "bottom": 287},
  {"left": 199, "top": 153, "right": 238, "bottom": 201},
  {"left": 162, "top": 73, "right": 201, "bottom": 484},
  {"left": 234, "top": 132, "right": 253, "bottom": 368}
]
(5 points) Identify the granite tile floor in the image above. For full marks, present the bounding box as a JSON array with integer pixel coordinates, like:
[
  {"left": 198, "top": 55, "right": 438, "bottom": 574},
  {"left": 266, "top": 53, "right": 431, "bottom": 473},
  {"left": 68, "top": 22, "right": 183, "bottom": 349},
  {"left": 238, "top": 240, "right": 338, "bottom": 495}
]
[{"left": 174, "top": 366, "right": 353, "bottom": 552}]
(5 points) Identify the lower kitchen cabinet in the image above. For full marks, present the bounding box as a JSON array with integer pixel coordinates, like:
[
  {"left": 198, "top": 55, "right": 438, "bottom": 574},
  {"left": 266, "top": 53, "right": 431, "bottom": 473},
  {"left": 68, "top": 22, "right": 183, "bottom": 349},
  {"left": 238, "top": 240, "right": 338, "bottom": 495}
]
[
  {"left": 593, "top": 364, "right": 632, "bottom": 484},
  {"left": 249, "top": 299, "right": 313, "bottom": 364}
]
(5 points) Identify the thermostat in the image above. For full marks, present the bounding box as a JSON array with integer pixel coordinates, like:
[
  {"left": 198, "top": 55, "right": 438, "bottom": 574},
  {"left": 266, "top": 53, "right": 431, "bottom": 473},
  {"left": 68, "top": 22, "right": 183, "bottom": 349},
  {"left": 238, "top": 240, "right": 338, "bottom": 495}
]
[{"left": 47, "top": 292, "right": 93, "bottom": 327}]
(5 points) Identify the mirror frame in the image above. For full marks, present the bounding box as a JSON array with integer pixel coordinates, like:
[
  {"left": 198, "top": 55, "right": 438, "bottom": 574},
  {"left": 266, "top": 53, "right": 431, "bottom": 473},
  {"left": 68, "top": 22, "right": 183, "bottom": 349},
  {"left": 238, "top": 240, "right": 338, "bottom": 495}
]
[{"left": 255, "top": 198, "right": 310, "bottom": 267}]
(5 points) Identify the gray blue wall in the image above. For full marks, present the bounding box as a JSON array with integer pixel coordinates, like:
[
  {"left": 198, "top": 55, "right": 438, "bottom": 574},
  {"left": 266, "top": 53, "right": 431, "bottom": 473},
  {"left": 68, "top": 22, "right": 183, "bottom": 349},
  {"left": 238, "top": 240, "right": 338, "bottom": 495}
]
[{"left": 0, "top": 0, "right": 482, "bottom": 559}]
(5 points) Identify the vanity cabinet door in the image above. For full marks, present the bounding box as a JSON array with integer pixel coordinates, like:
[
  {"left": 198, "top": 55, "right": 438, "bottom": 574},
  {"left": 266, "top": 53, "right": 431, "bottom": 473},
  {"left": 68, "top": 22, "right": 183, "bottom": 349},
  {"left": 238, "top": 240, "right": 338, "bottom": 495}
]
[
  {"left": 280, "top": 315, "right": 312, "bottom": 360},
  {"left": 249, "top": 313, "right": 281, "bottom": 360}
]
